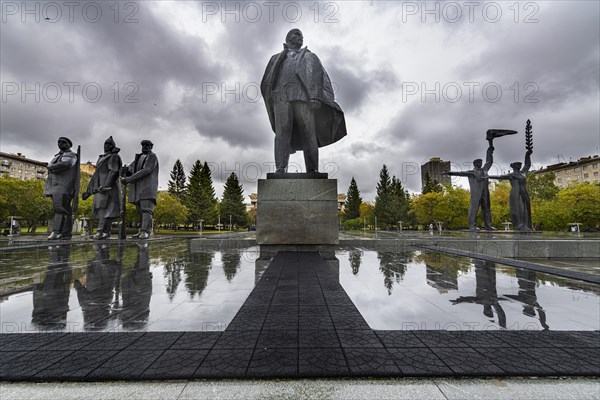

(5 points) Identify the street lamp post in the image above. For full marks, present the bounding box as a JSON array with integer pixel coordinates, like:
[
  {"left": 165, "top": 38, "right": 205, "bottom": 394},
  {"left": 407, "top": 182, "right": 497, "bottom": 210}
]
[
  {"left": 199, "top": 219, "right": 204, "bottom": 236},
  {"left": 398, "top": 220, "right": 403, "bottom": 234},
  {"left": 229, "top": 214, "right": 232, "bottom": 232},
  {"left": 218, "top": 214, "right": 221, "bottom": 233},
  {"left": 374, "top": 216, "right": 378, "bottom": 238}
]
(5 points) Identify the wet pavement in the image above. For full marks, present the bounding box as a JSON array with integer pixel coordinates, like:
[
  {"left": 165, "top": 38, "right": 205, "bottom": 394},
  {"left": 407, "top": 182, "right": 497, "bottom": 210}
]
[{"left": 1, "top": 251, "right": 599, "bottom": 380}]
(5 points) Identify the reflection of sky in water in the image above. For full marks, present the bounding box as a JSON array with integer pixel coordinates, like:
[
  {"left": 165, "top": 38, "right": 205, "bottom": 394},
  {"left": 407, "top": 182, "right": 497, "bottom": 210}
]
[
  {"left": 0, "top": 242, "right": 260, "bottom": 333},
  {"left": 337, "top": 249, "right": 600, "bottom": 331}
]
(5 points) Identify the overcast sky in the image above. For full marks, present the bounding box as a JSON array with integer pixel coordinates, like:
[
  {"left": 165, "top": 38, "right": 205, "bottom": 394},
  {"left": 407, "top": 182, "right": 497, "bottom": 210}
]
[{"left": 1, "top": 0, "right": 598, "bottom": 201}]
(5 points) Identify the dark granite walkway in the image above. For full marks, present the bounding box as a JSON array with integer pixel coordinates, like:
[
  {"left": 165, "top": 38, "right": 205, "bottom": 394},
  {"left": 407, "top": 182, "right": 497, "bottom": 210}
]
[{"left": 1, "top": 251, "right": 599, "bottom": 381}]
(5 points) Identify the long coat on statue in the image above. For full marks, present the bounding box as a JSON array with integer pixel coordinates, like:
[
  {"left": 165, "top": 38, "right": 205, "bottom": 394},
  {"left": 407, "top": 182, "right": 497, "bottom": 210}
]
[
  {"left": 86, "top": 147, "right": 122, "bottom": 219},
  {"left": 127, "top": 152, "right": 159, "bottom": 204},
  {"left": 261, "top": 46, "right": 347, "bottom": 153}
]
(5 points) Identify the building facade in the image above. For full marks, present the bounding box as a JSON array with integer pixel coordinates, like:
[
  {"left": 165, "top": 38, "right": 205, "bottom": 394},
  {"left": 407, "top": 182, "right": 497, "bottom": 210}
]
[
  {"left": 421, "top": 157, "right": 451, "bottom": 189},
  {"left": 534, "top": 155, "right": 600, "bottom": 188},
  {"left": 0, "top": 152, "right": 47, "bottom": 181}
]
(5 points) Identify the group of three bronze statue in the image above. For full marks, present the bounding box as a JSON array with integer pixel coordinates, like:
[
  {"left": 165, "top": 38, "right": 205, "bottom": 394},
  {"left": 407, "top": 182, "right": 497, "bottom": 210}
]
[{"left": 45, "top": 137, "right": 158, "bottom": 240}]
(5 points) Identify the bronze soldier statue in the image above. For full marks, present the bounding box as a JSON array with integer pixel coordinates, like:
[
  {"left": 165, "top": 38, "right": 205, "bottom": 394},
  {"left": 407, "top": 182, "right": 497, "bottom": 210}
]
[
  {"left": 121, "top": 140, "right": 159, "bottom": 239},
  {"left": 45, "top": 137, "right": 79, "bottom": 240},
  {"left": 82, "top": 136, "right": 122, "bottom": 240},
  {"left": 261, "top": 29, "right": 347, "bottom": 173}
]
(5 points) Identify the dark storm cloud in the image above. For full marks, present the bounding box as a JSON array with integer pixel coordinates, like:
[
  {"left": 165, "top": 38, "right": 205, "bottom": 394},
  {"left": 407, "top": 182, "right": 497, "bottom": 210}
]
[{"left": 378, "top": 0, "right": 600, "bottom": 193}]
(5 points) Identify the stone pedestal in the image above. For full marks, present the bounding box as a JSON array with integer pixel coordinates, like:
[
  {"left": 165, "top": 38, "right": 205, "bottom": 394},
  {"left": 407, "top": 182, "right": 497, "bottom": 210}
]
[{"left": 256, "top": 175, "right": 339, "bottom": 249}]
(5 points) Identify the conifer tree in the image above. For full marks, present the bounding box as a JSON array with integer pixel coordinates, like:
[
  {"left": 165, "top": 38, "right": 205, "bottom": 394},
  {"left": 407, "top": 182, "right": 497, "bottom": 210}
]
[
  {"left": 200, "top": 162, "right": 218, "bottom": 224},
  {"left": 185, "top": 160, "right": 204, "bottom": 224},
  {"left": 167, "top": 159, "right": 186, "bottom": 199},
  {"left": 375, "top": 165, "right": 393, "bottom": 229},
  {"left": 343, "top": 177, "right": 362, "bottom": 221},
  {"left": 422, "top": 172, "right": 443, "bottom": 194},
  {"left": 220, "top": 172, "right": 247, "bottom": 228}
]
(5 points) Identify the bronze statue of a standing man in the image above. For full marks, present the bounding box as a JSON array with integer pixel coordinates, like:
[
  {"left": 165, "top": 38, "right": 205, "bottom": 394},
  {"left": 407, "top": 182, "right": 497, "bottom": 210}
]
[
  {"left": 82, "top": 136, "right": 122, "bottom": 240},
  {"left": 444, "top": 144, "right": 496, "bottom": 231},
  {"left": 45, "top": 137, "right": 79, "bottom": 240},
  {"left": 121, "top": 140, "right": 159, "bottom": 239},
  {"left": 261, "top": 29, "right": 347, "bottom": 173}
]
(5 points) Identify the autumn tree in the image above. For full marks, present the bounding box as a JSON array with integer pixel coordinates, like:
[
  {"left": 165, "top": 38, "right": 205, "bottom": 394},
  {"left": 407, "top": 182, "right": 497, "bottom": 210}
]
[{"left": 154, "top": 192, "right": 189, "bottom": 231}]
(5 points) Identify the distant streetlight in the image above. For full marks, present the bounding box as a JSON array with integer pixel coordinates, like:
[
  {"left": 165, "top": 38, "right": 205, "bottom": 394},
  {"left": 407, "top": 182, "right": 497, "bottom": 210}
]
[
  {"left": 374, "top": 216, "right": 378, "bottom": 238},
  {"left": 398, "top": 220, "right": 403, "bottom": 234},
  {"left": 199, "top": 219, "right": 204, "bottom": 236},
  {"left": 218, "top": 214, "right": 221, "bottom": 233},
  {"left": 229, "top": 214, "right": 232, "bottom": 232}
]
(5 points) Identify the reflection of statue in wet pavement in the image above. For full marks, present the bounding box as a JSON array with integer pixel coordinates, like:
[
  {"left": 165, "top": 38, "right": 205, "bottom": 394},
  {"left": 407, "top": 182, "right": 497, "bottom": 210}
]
[
  {"left": 45, "top": 137, "right": 79, "bottom": 240},
  {"left": 261, "top": 29, "right": 347, "bottom": 173},
  {"left": 121, "top": 243, "right": 153, "bottom": 329},
  {"left": 503, "top": 269, "right": 549, "bottom": 330},
  {"left": 74, "top": 243, "right": 121, "bottom": 330},
  {"left": 222, "top": 251, "right": 241, "bottom": 281},
  {"left": 444, "top": 144, "right": 495, "bottom": 231},
  {"left": 121, "top": 140, "right": 159, "bottom": 239},
  {"left": 377, "top": 252, "right": 408, "bottom": 295},
  {"left": 417, "top": 252, "right": 470, "bottom": 294},
  {"left": 82, "top": 137, "right": 122, "bottom": 240},
  {"left": 489, "top": 150, "right": 533, "bottom": 231},
  {"left": 426, "top": 264, "right": 459, "bottom": 293},
  {"left": 32, "top": 245, "right": 73, "bottom": 328},
  {"left": 349, "top": 249, "right": 362, "bottom": 275},
  {"left": 451, "top": 260, "right": 507, "bottom": 328}
]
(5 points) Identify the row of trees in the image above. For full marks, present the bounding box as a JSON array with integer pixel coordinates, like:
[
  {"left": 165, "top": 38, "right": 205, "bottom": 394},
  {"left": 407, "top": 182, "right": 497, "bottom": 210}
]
[
  {"left": 0, "top": 159, "right": 249, "bottom": 232},
  {"left": 167, "top": 159, "right": 248, "bottom": 228},
  {"left": 343, "top": 166, "right": 600, "bottom": 231}
]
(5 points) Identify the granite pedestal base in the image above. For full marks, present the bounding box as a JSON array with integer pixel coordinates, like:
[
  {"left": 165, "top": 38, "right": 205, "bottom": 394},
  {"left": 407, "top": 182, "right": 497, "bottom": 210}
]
[{"left": 256, "top": 176, "right": 338, "bottom": 253}]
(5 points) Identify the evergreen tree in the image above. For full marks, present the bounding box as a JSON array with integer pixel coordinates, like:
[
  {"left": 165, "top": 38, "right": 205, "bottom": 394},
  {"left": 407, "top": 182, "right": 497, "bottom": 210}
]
[
  {"left": 200, "top": 162, "right": 218, "bottom": 225},
  {"left": 220, "top": 172, "right": 248, "bottom": 228},
  {"left": 185, "top": 160, "right": 204, "bottom": 224},
  {"left": 343, "top": 177, "right": 362, "bottom": 221},
  {"left": 167, "top": 159, "right": 187, "bottom": 199},
  {"left": 422, "top": 172, "right": 443, "bottom": 194},
  {"left": 389, "top": 176, "right": 410, "bottom": 226},
  {"left": 374, "top": 165, "right": 393, "bottom": 229}
]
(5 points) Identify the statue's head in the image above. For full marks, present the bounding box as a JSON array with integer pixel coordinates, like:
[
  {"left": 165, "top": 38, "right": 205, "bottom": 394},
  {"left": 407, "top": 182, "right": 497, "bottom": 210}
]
[
  {"left": 57, "top": 137, "right": 72, "bottom": 151},
  {"left": 141, "top": 139, "right": 153, "bottom": 154},
  {"left": 510, "top": 162, "right": 522, "bottom": 171},
  {"left": 473, "top": 159, "right": 483, "bottom": 168},
  {"left": 285, "top": 29, "right": 303, "bottom": 50},
  {"left": 104, "top": 136, "right": 116, "bottom": 153}
]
